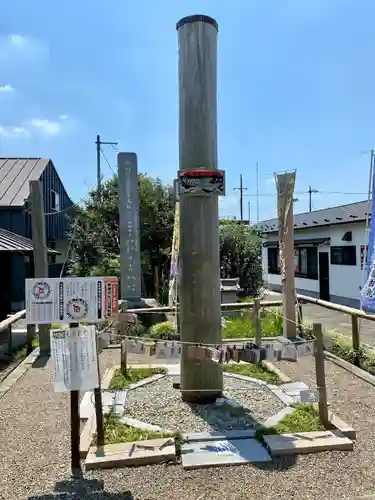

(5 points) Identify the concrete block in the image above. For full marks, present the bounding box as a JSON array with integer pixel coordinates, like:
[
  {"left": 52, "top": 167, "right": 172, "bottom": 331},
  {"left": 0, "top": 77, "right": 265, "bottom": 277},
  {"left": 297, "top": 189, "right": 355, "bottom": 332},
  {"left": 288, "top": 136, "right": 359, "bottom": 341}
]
[
  {"left": 181, "top": 438, "right": 271, "bottom": 470},
  {"left": 182, "top": 429, "right": 256, "bottom": 442},
  {"left": 223, "top": 372, "right": 267, "bottom": 386},
  {"left": 261, "top": 406, "right": 295, "bottom": 429},
  {"left": 127, "top": 373, "right": 166, "bottom": 390},
  {"left": 268, "top": 387, "right": 295, "bottom": 405},
  {"left": 263, "top": 430, "right": 354, "bottom": 456},
  {"left": 85, "top": 437, "right": 176, "bottom": 470},
  {"left": 80, "top": 390, "right": 128, "bottom": 420},
  {"left": 119, "top": 416, "right": 172, "bottom": 433}
]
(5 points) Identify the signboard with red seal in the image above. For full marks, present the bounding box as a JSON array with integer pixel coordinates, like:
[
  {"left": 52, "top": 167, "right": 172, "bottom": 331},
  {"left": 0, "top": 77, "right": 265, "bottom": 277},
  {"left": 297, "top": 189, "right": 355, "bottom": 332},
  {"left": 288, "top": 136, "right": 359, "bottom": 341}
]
[{"left": 178, "top": 169, "right": 225, "bottom": 195}]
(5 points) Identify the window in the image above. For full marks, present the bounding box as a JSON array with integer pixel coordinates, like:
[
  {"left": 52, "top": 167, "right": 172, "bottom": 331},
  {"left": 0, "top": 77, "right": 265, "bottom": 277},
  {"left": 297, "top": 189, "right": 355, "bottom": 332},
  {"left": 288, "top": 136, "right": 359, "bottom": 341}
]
[
  {"left": 268, "top": 245, "right": 318, "bottom": 279},
  {"left": 331, "top": 246, "right": 356, "bottom": 266},
  {"left": 295, "top": 247, "right": 318, "bottom": 279},
  {"left": 268, "top": 247, "right": 280, "bottom": 274},
  {"left": 51, "top": 190, "right": 61, "bottom": 212}
]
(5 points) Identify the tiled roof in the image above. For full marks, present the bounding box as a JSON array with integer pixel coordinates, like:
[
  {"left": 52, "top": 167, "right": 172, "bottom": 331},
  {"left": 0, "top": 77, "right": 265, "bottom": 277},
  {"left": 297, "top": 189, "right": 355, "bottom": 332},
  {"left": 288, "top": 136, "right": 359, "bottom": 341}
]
[
  {"left": 0, "top": 228, "right": 59, "bottom": 253},
  {"left": 254, "top": 200, "right": 371, "bottom": 233},
  {"left": 0, "top": 158, "right": 50, "bottom": 206}
]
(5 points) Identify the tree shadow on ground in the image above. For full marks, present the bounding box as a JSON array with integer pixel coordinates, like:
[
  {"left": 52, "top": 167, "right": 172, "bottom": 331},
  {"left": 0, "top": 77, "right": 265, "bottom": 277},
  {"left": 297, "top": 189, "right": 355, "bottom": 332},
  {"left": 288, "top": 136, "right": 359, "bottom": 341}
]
[
  {"left": 187, "top": 400, "right": 297, "bottom": 472},
  {"left": 28, "top": 476, "right": 134, "bottom": 499}
]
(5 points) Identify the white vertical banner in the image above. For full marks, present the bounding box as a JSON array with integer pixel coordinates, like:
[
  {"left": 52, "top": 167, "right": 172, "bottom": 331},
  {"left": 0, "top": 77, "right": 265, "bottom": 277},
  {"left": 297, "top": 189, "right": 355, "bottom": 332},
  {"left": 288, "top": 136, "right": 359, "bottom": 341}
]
[{"left": 50, "top": 325, "right": 99, "bottom": 392}]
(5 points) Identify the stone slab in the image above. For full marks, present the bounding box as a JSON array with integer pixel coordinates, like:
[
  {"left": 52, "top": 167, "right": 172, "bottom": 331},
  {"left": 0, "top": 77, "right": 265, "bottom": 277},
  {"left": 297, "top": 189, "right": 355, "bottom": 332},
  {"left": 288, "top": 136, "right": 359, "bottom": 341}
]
[
  {"left": 329, "top": 412, "right": 357, "bottom": 440},
  {"left": 181, "top": 438, "right": 271, "bottom": 470},
  {"left": 119, "top": 416, "right": 170, "bottom": 433},
  {"left": 223, "top": 372, "right": 267, "bottom": 385},
  {"left": 85, "top": 437, "right": 176, "bottom": 470},
  {"left": 261, "top": 406, "right": 295, "bottom": 429},
  {"left": 261, "top": 361, "right": 292, "bottom": 383},
  {"left": 167, "top": 364, "right": 180, "bottom": 376},
  {"left": 182, "top": 429, "right": 256, "bottom": 442},
  {"left": 80, "top": 390, "right": 128, "bottom": 420},
  {"left": 263, "top": 430, "right": 354, "bottom": 456},
  {"left": 268, "top": 387, "right": 295, "bottom": 405},
  {"left": 127, "top": 373, "right": 166, "bottom": 390}
]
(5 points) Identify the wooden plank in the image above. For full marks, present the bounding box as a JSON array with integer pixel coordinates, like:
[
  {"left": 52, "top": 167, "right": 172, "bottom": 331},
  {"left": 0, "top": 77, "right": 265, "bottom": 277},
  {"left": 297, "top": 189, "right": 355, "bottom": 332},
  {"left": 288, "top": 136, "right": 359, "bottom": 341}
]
[
  {"left": 263, "top": 430, "right": 353, "bottom": 456},
  {"left": 85, "top": 438, "right": 176, "bottom": 470}
]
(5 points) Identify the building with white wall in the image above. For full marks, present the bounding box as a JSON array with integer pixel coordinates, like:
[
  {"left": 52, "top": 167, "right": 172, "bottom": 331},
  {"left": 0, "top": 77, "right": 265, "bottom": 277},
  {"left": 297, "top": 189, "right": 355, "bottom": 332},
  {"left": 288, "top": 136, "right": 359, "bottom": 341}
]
[{"left": 255, "top": 200, "right": 370, "bottom": 308}]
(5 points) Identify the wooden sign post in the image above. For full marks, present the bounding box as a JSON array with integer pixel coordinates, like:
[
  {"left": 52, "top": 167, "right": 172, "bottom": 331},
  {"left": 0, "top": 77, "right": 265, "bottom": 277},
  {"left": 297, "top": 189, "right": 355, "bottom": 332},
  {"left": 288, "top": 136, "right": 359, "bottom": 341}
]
[{"left": 69, "top": 322, "right": 81, "bottom": 476}]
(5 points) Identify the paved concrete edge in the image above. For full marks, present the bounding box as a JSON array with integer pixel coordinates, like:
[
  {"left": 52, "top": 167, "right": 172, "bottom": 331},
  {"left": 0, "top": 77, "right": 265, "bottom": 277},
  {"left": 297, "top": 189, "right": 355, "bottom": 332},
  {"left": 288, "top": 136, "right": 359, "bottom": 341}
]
[
  {"left": 262, "top": 360, "right": 293, "bottom": 383},
  {"left": 0, "top": 347, "right": 40, "bottom": 401},
  {"left": 324, "top": 351, "right": 375, "bottom": 388}
]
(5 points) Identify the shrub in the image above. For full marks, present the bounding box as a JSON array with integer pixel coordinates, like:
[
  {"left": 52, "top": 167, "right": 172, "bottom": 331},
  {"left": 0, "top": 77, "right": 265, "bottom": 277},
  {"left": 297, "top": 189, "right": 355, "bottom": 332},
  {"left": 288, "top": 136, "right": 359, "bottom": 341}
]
[
  {"left": 149, "top": 320, "right": 177, "bottom": 340},
  {"left": 220, "top": 222, "right": 263, "bottom": 298}
]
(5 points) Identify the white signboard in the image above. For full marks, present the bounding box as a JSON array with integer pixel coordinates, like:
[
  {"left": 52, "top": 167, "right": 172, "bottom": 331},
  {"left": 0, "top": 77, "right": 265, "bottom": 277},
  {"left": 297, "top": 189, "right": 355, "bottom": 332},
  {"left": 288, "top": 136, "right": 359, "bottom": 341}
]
[
  {"left": 25, "top": 276, "right": 118, "bottom": 324},
  {"left": 50, "top": 325, "right": 99, "bottom": 392}
]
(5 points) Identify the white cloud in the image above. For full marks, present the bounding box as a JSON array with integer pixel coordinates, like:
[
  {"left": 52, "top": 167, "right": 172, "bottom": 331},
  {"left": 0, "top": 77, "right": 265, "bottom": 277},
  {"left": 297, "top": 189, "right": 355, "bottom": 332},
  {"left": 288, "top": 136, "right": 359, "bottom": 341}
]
[
  {"left": 0, "top": 34, "right": 49, "bottom": 63},
  {"left": 0, "top": 114, "right": 71, "bottom": 139},
  {"left": 29, "top": 118, "right": 61, "bottom": 135},
  {"left": 0, "top": 84, "right": 13, "bottom": 93}
]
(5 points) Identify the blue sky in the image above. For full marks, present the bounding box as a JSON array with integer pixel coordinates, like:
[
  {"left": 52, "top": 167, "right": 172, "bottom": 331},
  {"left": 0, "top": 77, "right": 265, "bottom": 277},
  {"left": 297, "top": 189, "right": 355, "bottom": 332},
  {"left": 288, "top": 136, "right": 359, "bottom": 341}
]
[{"left": 0, "top": 0, "right": 374, "bottom": 222}]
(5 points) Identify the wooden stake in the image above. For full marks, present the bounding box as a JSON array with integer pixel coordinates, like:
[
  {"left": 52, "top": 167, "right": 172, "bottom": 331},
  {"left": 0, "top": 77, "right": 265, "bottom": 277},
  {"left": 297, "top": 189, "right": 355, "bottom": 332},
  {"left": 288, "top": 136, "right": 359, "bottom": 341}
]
[
  {"left": 351, "top": 315, "right": 360, "bottom": 367},
  {"left": 313, "top": 323, "right": 329, "bottom": 427},
  {"left": 253, "top": 298, "right": 261, "bottom": 346},
  {"left": 69, "top": 322, "right": 81, "bottom": 476},
  {"left": 121, "top": 338, "right": 128, "bottom": 375},
  {"left": 30, "top": 180, "right": 51, "bottom": 356}
]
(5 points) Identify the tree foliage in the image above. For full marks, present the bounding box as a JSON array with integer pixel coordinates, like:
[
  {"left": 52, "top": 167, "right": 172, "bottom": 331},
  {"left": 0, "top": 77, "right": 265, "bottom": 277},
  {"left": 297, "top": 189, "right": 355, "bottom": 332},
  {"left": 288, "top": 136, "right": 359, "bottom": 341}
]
[
  {"left": 69, "top": 177, "right": 262, "bottom": 302},
  {"left": 69, "top": 174, "right": 174, "bottom": 300},
  {"left": 219, "top": 222, "right": 263, "bottom": 297}
]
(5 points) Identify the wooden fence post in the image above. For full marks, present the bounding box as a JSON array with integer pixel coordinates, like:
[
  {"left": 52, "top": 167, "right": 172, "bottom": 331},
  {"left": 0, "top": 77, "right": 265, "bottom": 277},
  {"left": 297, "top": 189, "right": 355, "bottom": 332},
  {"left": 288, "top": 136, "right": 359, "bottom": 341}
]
[
  {"left": 297, "top": 301, "right": 303, "bottom": 337},
  {"left": 121, "top": 339, "right": 128, "bottom": 375},
  {"left": 351, "top": 315, "right": 360, "bottom": 367},
  {"left": 313, "top": 323, "right": 329, "bottom": 428},
  {"left": 253, "top": 298, "right": 261, "bottom": 346},
  {"left": 26, "top": 324, "right": 36, "bottom": 355},
  {"left": 69, "top": 322, "right": 81, "bottom": 476}
]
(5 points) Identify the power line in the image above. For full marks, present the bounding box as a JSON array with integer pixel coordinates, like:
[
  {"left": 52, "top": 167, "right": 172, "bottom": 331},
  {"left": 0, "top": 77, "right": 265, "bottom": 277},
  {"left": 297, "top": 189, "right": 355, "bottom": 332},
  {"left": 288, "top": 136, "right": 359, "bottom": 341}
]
[
  {"left": 100, "top": 147, "right": 116, "bottom": 176},
  {"left": 233, "top": 174, "right": 248, "bottom": 220}
]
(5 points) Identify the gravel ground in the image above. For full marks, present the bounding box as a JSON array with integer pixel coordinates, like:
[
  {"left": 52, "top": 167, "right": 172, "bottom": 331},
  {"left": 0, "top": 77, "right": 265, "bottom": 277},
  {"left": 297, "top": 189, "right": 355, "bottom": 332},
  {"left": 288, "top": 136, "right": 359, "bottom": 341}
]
[
  {"left": 1, "top": 349, "right": 375, "bottom": 499},
  {"left": 126, "top": 376, "right": 284, "bottom": 432}
]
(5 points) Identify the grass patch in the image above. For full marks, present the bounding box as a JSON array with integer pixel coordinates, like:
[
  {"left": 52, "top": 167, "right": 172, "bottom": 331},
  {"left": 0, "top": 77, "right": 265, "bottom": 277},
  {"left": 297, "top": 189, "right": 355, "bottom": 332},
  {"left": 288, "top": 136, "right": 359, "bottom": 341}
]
[
  {"left": 257, "top": 404, "right": 324, "bottom": 438},
  {"left": 222, "top": 307, "right": 283, "bottom": 340},
  {"left": 108, "top": 366, "right": 167, "bottom": 390},
  {"left": 96, "top": 412, "right": 174, "bottom": 445},
  {"left": 223, "top": 362, "right": 280, "bottom": 384}
]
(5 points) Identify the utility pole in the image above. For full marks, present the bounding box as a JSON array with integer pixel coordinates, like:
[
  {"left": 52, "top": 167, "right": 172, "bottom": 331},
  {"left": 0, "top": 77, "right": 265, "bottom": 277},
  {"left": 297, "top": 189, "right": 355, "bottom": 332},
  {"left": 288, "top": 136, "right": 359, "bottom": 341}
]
[
  {"left": 177, "top": 14, "right": 223, "bottom": 403},
  {"left": 233, "top": 174, "right": 248, "bottom": 220},
  {"left": 308, "top": 185, "right": 318, "bottom": 212},
  {"left": 248, "top": 201, "right": 251, "bottom": 225},
  {"left": 30, "top": 180, "right": 51, "bottom": 355},
  {"left": 96, "top": 134, "right": 118, "bottom": 189},
  {"left": 256, "top": 161, "right": 260, "bottom": 222}
]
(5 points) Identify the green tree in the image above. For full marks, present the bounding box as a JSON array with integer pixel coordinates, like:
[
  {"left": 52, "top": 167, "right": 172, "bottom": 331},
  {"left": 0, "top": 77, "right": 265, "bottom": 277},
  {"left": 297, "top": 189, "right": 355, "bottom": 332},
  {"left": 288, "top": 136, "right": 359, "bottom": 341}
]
[
  {"left": 219, "top": 221, "right": 263, "bottom": 297},
  {"left": 69, "top": 174, "right": 174, "bottom": 301}
]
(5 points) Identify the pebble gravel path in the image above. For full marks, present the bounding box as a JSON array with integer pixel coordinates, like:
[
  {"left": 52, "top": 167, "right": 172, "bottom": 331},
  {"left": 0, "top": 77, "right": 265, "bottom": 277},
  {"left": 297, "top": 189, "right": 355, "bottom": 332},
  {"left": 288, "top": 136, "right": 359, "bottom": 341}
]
[
  {"left": 126, "top": 376, "right": 284, "bottom": 432},
  {"left": 1, "top": 349, "right": 375, "bottom": 499}
]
